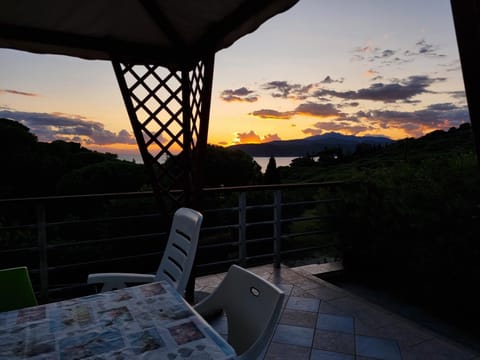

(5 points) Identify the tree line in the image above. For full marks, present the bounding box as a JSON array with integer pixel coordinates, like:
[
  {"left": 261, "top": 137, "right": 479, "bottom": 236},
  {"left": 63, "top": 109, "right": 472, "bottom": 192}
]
[{"left": 0, "top": 118, "right": 269, "bottom": 199}]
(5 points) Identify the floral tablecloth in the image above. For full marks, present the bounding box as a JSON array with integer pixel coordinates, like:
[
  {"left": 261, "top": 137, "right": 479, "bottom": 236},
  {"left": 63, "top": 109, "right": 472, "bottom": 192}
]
[{"left": 0, "top": 281, "right": 236, "bottom": 360}]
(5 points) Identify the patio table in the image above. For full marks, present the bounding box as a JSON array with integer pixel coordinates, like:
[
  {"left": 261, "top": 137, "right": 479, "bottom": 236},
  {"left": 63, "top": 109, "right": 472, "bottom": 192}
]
[{"left": 0, "top": 280, "right": 236, "bottom": 359}]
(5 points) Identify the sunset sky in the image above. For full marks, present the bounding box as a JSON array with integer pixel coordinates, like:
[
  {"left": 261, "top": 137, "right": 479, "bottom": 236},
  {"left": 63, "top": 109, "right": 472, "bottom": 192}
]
[{"left": 0, "top": 0, "right": 469, "bottom": 161}]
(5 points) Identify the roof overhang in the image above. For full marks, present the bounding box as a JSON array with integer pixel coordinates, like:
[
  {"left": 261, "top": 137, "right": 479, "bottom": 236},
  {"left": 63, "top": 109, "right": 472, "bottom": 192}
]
[{"left": 0, "top": 0, "right": 299, "bottom": 68}]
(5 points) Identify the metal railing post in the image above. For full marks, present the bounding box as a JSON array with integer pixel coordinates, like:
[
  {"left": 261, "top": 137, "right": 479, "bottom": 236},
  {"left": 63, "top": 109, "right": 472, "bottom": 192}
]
[
  {"left": 238, "top": 192, "right": 247, "bottom": 266},
  {"left": 36, "top": 202, "right": 49, "bottom": 303},
  {"left": 273, "top": 190, "right": 282, "bottom": 268}
]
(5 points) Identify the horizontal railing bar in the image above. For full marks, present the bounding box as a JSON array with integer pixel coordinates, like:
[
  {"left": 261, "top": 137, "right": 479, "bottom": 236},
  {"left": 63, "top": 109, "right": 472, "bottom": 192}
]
[
  {"left": 245, "top": 204, "right": 273, "bottom": 210},
  {"left": 46, "top": 212, "right": 161, "bottom": 227},
  {"left": 241, "top": 215, "right": 337, "bottom": 228},
  {"left": 0, "top": 181, "right": 345, "bottom": 204},
  {"left": 0, "top": 213, "right": 161, "bottom": 231},
  {"left": 0, "top": 190, "right": 160, "bottom": 204},
  {"left": 245, "top": 236, "right": 274, "bottom": 244},
  {"left": 0, "top": 246, "right": 38, "bottom": 253},
  {"left": 0, "top": 224, "right": 37, "bottom": 231},
  {"left": 46, "top": 251, "right": 164, "bottom": 272},
  {"left": 202, "top": 181, "right": 345, "bottom": 193},
  {"left": 279, "top": 246, "right": 331, "bottom": 256},
  {"left": 281, "top": 215, "right": 337, "bottom": 223},
  {"left": 46, "top": 232, "right": 165, "bottom": 249},
  {"left": 0, "top": 208, "right": 335, "bottom": 231},
  {"left": 284, "top": 241, "right": 339, "bottom": 251},
  {"left": 246, "top": 252, "right": 275, "bottom": 261},
  {"left": 0, "top": 181, "right": 346, "bottom": 301},
  {"left": 281, "top": 198, "right": 341, "bottom": 207},
  {"left": 281, "top": 230, "right": 338, "bottom": 239},
  {"left": 245, "top": 220, "right": 274, "bottom": 227},
  {"left": 203, "top": 207, "right": 239, "bottom": 214},
  {"left": 199, "top": 241, "right": 239, "bottom": 249},
  {"left": 200, "top": 224, "right": 239, "bottom": 231}
]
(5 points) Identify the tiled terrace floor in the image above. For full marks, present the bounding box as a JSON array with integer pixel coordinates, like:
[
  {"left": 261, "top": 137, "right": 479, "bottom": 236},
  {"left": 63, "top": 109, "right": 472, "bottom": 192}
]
[{"left": 194, "top": 263, "right": 480, "bottom": 360}]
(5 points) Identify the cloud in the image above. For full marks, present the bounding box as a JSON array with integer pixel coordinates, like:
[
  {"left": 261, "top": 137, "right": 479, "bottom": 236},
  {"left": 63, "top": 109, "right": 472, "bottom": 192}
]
[
  {"left": 404, "top": 39, "right": 446, "bottom": 59},
  {"left": 262, "top": 81, "right": 317, "bottom": 100},
  {"left": 298, "top": 100, "right": 469, "bottom": 139},
  {"left": 257, "top": 75, "right": 444, "bottom": 110},
  {"left": 220, "top": 87, "right": 258, "bottom": 102},
  {"left": 352, "top": 43, "right": 379, "bottom": 59},
  {"left": 364, "top": 69, "right": 380, "bottom": 78},
  {"left": 338, "top": 102, "right": 360, "bottom": 108},
  {"left": 263, "top": 133, "right": 281, "bottom": 142},
  {"left": 234, "top": 131, "right": 281, "bottom": 144},
  {"left": 313, "top": 75, "right": 443, "bottom": 103},
  {"left": 250, "top": 109, "right": 295, "bottom": 119},
  {"left": 355, "top": 47, "right": 399, "bottom": 63},
  {"left": 353, "top": 39, "right": 446, "bottom": 66},
  {"left": 379, "top": 103, "right": 468, "bottom": 126},
  {"left": 320, "top": 76, "right": 343, "bottom": 84},
  {"left": 0, "top": 109, "right": 136, "bottom": 146},
  {"left": 294, "top": 102, "right": 343, "bottom": 117},
  {"left": 0, "top": 89, "right": 39, "bottom": 97},
  {"left": 441, "top": 59, "right": 462, "bottom": 72},
  {"left": 250, "top": 73, "right": 462, "bottom": 139},
  {"left": 302, "top": 121, "right": 372, "bottom": 137},
  {"left": 235, "top": 131, "right": 262, "bottom": 143},
  {"left": 449, "top": 90, "right": 467, "bottom": 100},
  {"left": 51, "top": 111, "right": 88, "bottom": 120},
  {"left": 358, "top": 103, "right": 469, "bottom": 137},
  {"left": 251, "top": 102, "right": 343, "bottom": 120}
]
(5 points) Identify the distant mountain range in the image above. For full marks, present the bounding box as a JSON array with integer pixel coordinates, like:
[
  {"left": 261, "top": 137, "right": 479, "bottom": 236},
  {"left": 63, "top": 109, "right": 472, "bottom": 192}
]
[{"left": 227, "top": 132, "right": 394, "bottom": 157}]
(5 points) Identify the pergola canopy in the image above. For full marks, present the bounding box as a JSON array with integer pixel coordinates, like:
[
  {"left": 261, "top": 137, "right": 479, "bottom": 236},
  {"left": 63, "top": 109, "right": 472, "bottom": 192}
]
[{"left": 0, "top": 0, "right": 299, "bottom": 68}]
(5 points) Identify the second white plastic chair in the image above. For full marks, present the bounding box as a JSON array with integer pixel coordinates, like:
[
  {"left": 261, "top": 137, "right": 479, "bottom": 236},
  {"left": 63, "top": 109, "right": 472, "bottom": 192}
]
[
  {"left": 87, "top": 207, "right": 203, "bottom": 296},
  {"left": 194, "top": 264, "right": 285, "bottom": 360}
]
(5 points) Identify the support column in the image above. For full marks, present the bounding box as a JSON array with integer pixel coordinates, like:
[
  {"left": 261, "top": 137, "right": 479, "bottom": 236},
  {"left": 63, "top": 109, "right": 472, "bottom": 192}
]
[{"left": 450, "top": 0, "right": 480, "bottom": 168}]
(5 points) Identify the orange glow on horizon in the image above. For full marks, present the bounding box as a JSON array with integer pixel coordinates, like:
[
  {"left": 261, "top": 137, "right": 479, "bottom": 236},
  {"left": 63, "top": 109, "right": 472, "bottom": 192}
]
[
  {"left": 86, "top": 143, "right": 141, "bottom": 159},
  {"left": 209, "top": 125, "right": 440, "bottom": 148}
]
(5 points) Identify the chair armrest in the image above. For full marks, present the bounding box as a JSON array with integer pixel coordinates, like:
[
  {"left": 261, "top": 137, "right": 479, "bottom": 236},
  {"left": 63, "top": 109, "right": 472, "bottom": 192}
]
[{"left": 87, "top": 273, "right": 155, "bottom": 292}]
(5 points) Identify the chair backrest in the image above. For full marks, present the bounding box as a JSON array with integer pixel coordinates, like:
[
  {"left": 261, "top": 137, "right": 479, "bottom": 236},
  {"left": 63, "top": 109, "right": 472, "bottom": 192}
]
[
  {"left": 0, "top": 266, "right": 38, "bottom": 312},
  {"left": 155, "top": 207, "right": 203, "bottom": 295},
  {"left": 194, "top": 264, "right": 285, "bottom": 359}
]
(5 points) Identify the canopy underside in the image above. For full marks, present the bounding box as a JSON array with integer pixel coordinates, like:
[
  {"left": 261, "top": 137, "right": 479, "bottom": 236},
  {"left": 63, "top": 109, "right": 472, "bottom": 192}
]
[{"left": 0, "top": 0, "right": 299, "bottom": 68}]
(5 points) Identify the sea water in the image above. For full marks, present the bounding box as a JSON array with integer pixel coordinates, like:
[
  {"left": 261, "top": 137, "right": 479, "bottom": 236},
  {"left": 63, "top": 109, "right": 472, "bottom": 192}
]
[{"left": 253, "top": 157, "right": 295, "bottom": 173}]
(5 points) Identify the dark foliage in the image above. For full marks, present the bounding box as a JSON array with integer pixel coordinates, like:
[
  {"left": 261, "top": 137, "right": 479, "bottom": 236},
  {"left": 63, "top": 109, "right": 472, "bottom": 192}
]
[
  {"left": 0, "top": 118, "right": 148, "bottom": 197},
  {"left": 203, "top": 144, "right": 262, "bottom": 187},
  {"left": 264, "top": 156, "right": 280, "bottom": 184},
  {"left": 278, "top": 122, "right": 480, "bottom": 327}
]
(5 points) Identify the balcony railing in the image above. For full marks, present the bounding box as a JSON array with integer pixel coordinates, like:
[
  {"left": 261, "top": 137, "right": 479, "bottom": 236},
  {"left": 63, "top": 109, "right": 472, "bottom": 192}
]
[{"left": 0, "top": 181, "right": 345, "bottom": 303}]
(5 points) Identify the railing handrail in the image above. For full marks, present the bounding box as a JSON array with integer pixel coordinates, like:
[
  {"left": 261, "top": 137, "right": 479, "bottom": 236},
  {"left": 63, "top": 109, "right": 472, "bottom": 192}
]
[
  {"left": 0, "top": 181, "right": 346, "bottom": 302},
  {"left": 0, "top": 181, "right": 346, "bottom": 204}
]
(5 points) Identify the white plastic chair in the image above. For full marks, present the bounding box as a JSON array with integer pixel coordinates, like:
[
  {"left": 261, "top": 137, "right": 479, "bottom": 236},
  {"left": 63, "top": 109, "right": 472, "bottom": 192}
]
[
  {"left": 87, "top": 207, "right": 203, "bottom": 296},
  {"left": 194, "top": 264, "right": 285, "bottom": 360}
]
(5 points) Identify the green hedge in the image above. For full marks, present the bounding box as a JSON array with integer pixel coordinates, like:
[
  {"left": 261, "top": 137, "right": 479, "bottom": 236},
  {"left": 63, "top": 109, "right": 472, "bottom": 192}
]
[{"left": 338, "top": 153, "right": 480, "bottom": 313}]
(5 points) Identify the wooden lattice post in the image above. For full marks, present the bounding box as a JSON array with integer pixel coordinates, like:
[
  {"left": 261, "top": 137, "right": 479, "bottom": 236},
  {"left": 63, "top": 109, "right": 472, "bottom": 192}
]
[
  {"left": 112, "top": 55, "right": 215, "bottom": 215},
  {"left": 113, "top": 56, "right": 214, "bottom": 303}
]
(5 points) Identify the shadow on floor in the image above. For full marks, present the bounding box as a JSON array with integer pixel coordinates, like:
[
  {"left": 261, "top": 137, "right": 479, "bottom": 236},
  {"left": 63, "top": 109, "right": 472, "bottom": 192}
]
[{"left": 318, "top": 269, "right": 480, "bottom": 354}]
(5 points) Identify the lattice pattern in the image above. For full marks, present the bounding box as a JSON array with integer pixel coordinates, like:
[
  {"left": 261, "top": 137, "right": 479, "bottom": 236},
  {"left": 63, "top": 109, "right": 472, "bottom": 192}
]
[
  {"left": 189, "top": 61, "right": 205, "bottom": 152},
  {"left": 114, "top": 60, "right": 210, "bottom": 212}
]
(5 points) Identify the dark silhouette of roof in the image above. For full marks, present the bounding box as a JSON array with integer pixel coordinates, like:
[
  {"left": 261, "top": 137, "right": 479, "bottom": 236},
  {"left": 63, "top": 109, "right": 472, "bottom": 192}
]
[{"left": 0, "top": 0, "right": 299, "bottom": 68}]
